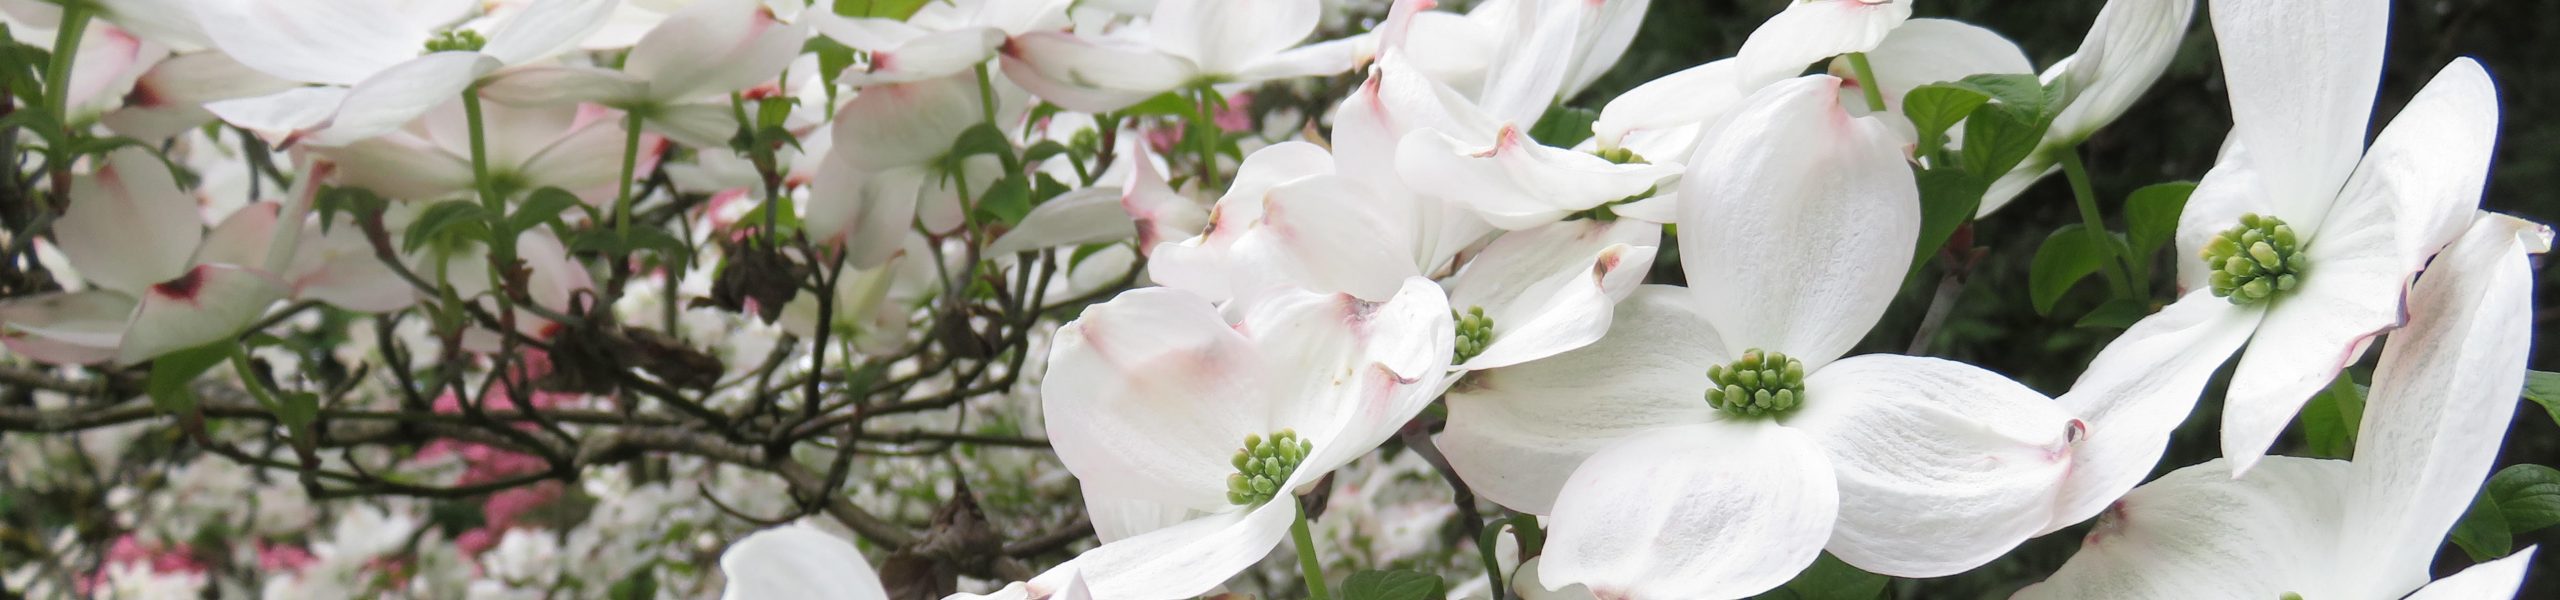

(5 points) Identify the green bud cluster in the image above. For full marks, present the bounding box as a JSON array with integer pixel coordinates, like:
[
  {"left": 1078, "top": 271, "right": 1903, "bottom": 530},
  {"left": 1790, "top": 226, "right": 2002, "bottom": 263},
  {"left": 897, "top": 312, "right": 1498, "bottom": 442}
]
[
  {"left": 425, "top": 30, "right": 488, "bottom": 53},
  {"left": 1705, "top": 349, "right": 1807, "bottom": 418},
  {"left": 2201, "top": 213, "right": 2308, "bottom": 305},
  {"left": 1453, "top": 306, "right": 1495, "bottom": 364},
  {"left": 1227, "top": 430, "right": 1313, "bottom": 506},
  {"left": 1593, "top": 147, "right": 1647, "bottom": 165}
]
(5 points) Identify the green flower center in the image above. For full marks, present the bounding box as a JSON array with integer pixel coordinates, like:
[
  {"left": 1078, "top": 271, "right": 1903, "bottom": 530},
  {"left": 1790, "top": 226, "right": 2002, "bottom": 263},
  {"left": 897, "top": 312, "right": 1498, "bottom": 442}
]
[
  {"left": 1705, "top": 349, "right": 1807, "bottom": 418},
  {"left": 1593, "top": 147, "right": 1647, "bottom": 165},
  {"left": 425, "top": 30, "right": 488, "bottom": 53},
  {"left": 1453, "top": 306, "right": 1495, "bottom": 364},
  {"left": 2201, "top": 213, "right": 2308, "bottom": 305},
  {"left": 1227, "top": 430, "right": 1312, "bottom": 506}
]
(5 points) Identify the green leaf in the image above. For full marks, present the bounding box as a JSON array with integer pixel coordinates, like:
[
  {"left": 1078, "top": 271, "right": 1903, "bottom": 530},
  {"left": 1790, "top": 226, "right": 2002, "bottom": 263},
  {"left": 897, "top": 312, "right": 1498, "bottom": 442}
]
[
  {"left": 1958, "top": 100, "right": 2048, "bottom": 182},
  {"left": 1022, "top": 139, "right": 1071, "bottom": 166},
  {"left": 2074, "top": 298, "right": 2152, "bottom": 330},
  {"left": 314, "top": 186, "right": 388, "bottom": 234},
  {"left": 402, "top": 200, "right": 491, "bottom": 253},
  {"left": 274, "top": 391, "right": 320, "bottom": 432},
  {"left": 832, "top": 0, "right": 930, "bottom": 20},
  {"left": 1340, "top": 570, "right": 1445, "bottom": 600},
  {"left": 734, "top": 194, "right": 802, "bottom": 233},
  {"left": 949, "top": 122, "right": 1015, "bottom": 162},
  {"left": 2486, "top": 464, "right": 2560, "bottom": 533},
  {"left": 1119, "top": 91, "right": 1195, "bottom": 117},
  {"left": 1908, "top": 167, "right": 1984, "bottom": 271},
  {"left": 509, "top": 187, "right": 582, "bottom": 234},
  {"left": 2451, "top": 489, "right": 2514, "bottom": 561},
  {"left": 146, "top": 342, "right": 232, "bottom": 415},
  {"left": 808, "top": 37, "right": 855, "bottom": 90},
  {"left": 1527, "top": 104, "right": 1600, "bottom": 148},
  {"left": 1756, "top": 553, "right": 1887, "bottom": 600},
  {"left": 1955, "top": 73, "right": 2051, "bottom": 120},
  {"left": 2297, "top": 372, "right": 2366, "bottom": 459},
  {"left": 608, "top": 565, "right": 659, "bottom": 600},
  {"left": 1901, "top": 83, "right": 1991, "bottom": 159},
  {"left": 2029, "top": 224, "right": 2109, "bottom": 315},
  {"left": 975, "top": 175, "right": 1033, "bottom": 226},
  {"left": 2521, "top": 370, "right": 2560, "bottom": 427},
  {"left": 2124, "top": 181, "right": 2195, "bottom": 259}
]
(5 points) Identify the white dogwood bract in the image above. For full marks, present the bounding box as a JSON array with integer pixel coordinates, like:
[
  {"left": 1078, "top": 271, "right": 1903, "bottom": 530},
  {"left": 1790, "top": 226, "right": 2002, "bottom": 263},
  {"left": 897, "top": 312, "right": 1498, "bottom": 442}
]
[{"left": 0, "top": 0, "right": 2547, "bottom": 598}]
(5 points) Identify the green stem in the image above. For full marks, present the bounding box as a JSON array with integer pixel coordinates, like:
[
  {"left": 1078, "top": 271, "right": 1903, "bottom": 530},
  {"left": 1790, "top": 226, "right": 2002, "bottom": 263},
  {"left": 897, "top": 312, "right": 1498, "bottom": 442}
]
[
  {"left": 42, "top": 6, "right": 90, "bottom": 133},
  {"left": 1844, "top": 52, "right": 1888, "bottom": 113},
  {"left": 614, "top": 109, "right": 644, "bottom": 236},
  {"left": 974, "top": 63, "right": 999, "bottom": 125},
  {"left": 1291, "top": 500, "right": 1332, "bottom": 600},
  {"left": 2058, "top": 148, "right": 2135, "bottom": 295}
]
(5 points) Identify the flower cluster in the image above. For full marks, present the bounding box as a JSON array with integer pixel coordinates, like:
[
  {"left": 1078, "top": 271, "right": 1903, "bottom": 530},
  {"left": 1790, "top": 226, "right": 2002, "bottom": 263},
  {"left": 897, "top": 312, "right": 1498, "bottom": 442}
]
[{"left": 0, "top": 0, "right": 2545, "bottom": 599}]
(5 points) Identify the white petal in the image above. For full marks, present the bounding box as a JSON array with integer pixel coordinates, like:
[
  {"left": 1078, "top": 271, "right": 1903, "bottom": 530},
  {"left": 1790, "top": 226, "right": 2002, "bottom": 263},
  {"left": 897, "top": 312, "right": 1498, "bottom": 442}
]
[
  {"left": 303, "top": 53, "right": 501, "bottom": 147},
  {"left": 55, "top": 147, "right": 201, "bottom": 295},
  {"left": 648, "top": 102, "right": 744, "bottom": 149},
  {"left": 1540, "top": 421, "right": 1838, "bottom": 599},
  {"left": 1854, "top": 18, "right": 2032, "bottom": 114},
  {"left": 1733, "top": 0, "right": 1913, "bottom": 86},
  {"left": 1442, "top": 286, "right": 1724, "bottom": 515},
  {"left": 2044, "top": 0, "right": 2196, "bottom": 143},
  {"left": 829, "top": 72, "right": 988, "bottom": 171},
  {"left": 1592, "top": 59, "right": 1745, "bottom": 153},
  {"left": 1676, "top": 75, "right": 1917, "bottom": 369},
  {"left": 1121, "top": 151, "right": 1206, "bottom": 257},
  {"left": 2336, "top": 59, "right": 2499, "bottom": 276},
  {"left": 2336, "top": 214, "right": 2545, "bottom": 594},
  {"left": 1143, "top": 142, "right": 1333, "bottom": 301},
  {"left": 481, "top": 0, "right": 617, "bottom": 66},
  {"left": 1231, "top": 34, "right": 1365, "bottom": 82},
  {"left": 1051, "top": 501, "right": 1295, "bottom": 600},
  {"left": 204, "top": 87, "right": 349, "bottom": 139},
  {"left": 104, "top": 51, "right": 297, "bottom": 141},
  {"left": 1233, "top": 174, "right": 1423, "bottom": 301},
  {"left": 624, "top": 0, "right": 809, "bottom": 102},
  {"left": 2219, "top": 164, "right": 2416, "bottom": 476},
  {"left": 189, "top": 0, "right": 427, "bottom": 85},
  {"left": 319, "top": 135, "right": 477, "bottom": 201},
  {"left": 1330, "top": 52, "right": 1508, "bottom": 190},
  {"left": 2014, "top": 457, "right": 2346, "bottom": 600},
  {"left": 987, "top": 186, "right": 1134, "bottom": 254},
  {"left": 1084, "top": 484, "right": 1196, "bottom": 544},
  {"left": 1446, "top": 219, "right": 1659, "bottom": 370},
  {"left": 2207, "top": 0, "right": 2385, "bottom": 228},
  {"left": 1789, "top": 355, "right": 2077, "bottom": 577},
  {"left": 475, "top": 65, "right": 648, "bottom": 107},
  {"left": 716, "top": 524, "right": 888, "bottom": 600},
  {"left": 1560, "top": 0, "right": 1650, "bottom": 99},
  {"left": 805, "top": 159, "right": 923, "bottom": 270},
  {"left": 0, "top": 291, "right": 137, "bottom": 365},
  {"left": 1043, "top": 287, "right": 1268, "bottom": 510},
  {"left": 285, "top": 216, "right": 417, "bottom": 313},
  {"left": 195, "top": 202, "right": 278, "bottom": 269},
  {"left": 1472, "top": 0, "right": 1581, "bottom": 127},
  {"left": 842, "top": 27, "right": 1004, "bottom": 86},
  {"left": 1149, "top": 0, "right": 1318, "bottom": 75},
  {"left": 115, "top": 264, "right": 287, "bottom": 365},
  {"left": 2043, "top": 293, "right": 2261, "bottom": 534},
  {"left": 1244, "top": 278, "right": 1453, "bottom": 485},
  {"left": 996, "top": 32, "right": 1197, "bottom": 114},
  {"left": 2405, "top": 547, "right": 2538, "bottom": 600},
  {"left": 1397, "top": 127, "right": 1679, "bottom": 230},
  {"left": 2173, "top": 142, "right": 2275, "bottom": 294}
]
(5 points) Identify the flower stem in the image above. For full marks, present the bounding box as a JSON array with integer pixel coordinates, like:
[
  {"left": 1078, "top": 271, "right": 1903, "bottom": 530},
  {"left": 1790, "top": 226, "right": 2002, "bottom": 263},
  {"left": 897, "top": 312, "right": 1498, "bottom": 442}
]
[
  {"left": 1844, "top": 52, "right": 1888, "bottom": 113},
  {"left": 2058, "top": 148, "right": 2135, "bottom": 296},
  {"left": 1291, "top": 500, "right": 1333, "bottom": 600},
  {"left": 614, "top": 109, "right": 644, "bottom": 237}
]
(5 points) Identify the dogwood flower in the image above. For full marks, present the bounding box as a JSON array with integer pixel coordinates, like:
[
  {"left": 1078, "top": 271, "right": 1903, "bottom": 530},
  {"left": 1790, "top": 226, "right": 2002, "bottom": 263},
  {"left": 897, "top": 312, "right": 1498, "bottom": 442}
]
[
  {"left": 2042, "top": 0, "right": 2501, "bottom": 505},
  {"left": 0, "top": 149, "right": 407, "bottom": 365},
  {"left": 811, "top": 0, "right": 1071, "bottom": 85},
  {"left": 2017, "top": 213, "right": 2550, "bottom": 600},
  {"left": 319, "top": 101, "right": 661, "bottom": 203},
  {"left": 1036, "top": 279, "right": 1450, "bottom": 599},
  {"left": 1440, "top": 76, "right": 2080, "bottom": 598},
  {"left": 997, "top": 0, "right": 1360, "bottom": 113},
  {"left": 194, "top": 0, "right": 618, "bottom": 146},
  {"left": 477, "top": 0, "right": 812, "bottom": 148},
  {"left": 1733, "top": 0, "right": 1912, "bottom": 86},
  {"left": 806, "top": 71, "right": 1024, "bottom": 269},
  {"left": 1440, "top": 220, "right": 1657, "bottom": 373},
  {"left": 714, "top": 524, "right": 888, "bottom": 600},
  {"left": 1975, "top": 0, "right": 2195, "bottom": 214},
  {"left": 1588, "top": 0, "right": 1917, "bottom": 165}
]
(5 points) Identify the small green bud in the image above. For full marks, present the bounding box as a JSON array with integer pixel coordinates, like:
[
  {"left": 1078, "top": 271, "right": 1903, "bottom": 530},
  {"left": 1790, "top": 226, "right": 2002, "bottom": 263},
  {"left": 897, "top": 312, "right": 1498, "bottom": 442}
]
[
  {"left": 1453, "top": 306, "right": 1497, "bottom": 364},
  {"left": 1226, "top": 429, "right": 1315, "bottom": 506},
  {"left": 424, "top": 30, "right": 487, "bottom": 53},
  {"left": 2201, "top": 213, "right": 2309, "bottom": 305},
  {"left": 1705, "top": 349, "right": 1808, "bottom": 418}
]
